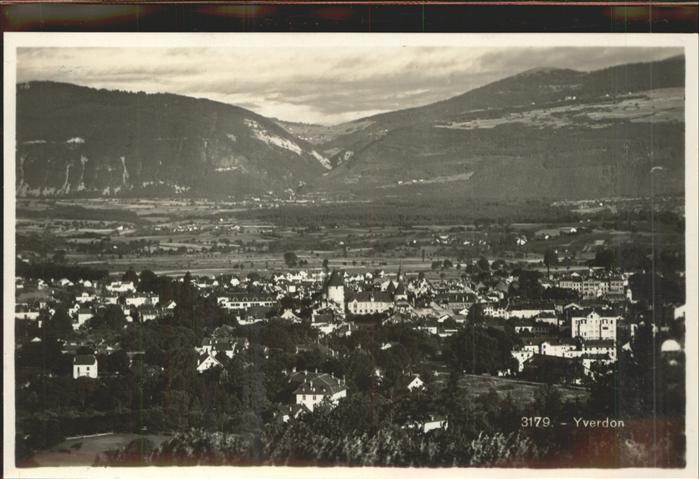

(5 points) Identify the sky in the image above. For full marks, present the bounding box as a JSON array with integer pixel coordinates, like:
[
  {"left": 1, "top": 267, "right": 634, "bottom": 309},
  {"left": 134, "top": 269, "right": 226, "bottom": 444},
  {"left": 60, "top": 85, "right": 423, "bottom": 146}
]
[{"left": 17, "top": 46, "right": 681, "bottom": 125}]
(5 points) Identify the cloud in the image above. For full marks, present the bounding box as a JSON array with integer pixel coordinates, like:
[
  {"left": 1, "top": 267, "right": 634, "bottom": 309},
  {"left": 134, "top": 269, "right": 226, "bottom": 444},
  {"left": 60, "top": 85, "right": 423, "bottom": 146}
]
[{"left": 17, "top": 46, "right": 682, "bottom": 125}]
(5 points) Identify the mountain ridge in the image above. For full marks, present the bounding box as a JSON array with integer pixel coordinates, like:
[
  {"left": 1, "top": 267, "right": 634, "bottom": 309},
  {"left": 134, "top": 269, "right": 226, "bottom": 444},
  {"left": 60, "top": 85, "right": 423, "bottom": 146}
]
[
  {"left": 16, "top": 81, "right": 331, "bottom": 198},
  {"left": 15, "top": 54, "right": 685, "bottom": 200}
]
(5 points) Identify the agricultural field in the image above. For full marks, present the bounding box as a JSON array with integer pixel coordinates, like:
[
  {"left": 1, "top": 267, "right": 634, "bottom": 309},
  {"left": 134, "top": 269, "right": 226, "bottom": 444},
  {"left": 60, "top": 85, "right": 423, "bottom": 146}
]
[{"left": 14, "top": 195, "right": 684, "bottom": 278}]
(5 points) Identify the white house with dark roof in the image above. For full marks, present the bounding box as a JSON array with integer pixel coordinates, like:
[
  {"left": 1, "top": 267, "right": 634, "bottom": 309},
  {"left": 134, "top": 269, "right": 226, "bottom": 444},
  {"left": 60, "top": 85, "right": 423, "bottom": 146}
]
[
  {"left": 290, "top": 371, "right": 347, "bottom": 412},
  {"left": 196, "top": 353, "right": 223, "bottom": 373},
  {"left": 347, "top": 291, "right": 393, "bottom": 316},
  {"left": 280, "top": 309, "right": 303, "bottom": 322},
  {"left": 407, "top": 375, "right": 425, "bottom": 391},
  {"left": 198, "top": 336, "right": 249, "bottom": 359},
  {"left": 74, "top": 307, "right": 94, "bottom": 330},
  {"left": 73, "top": 354, "right": 98, "bottom": 379}
]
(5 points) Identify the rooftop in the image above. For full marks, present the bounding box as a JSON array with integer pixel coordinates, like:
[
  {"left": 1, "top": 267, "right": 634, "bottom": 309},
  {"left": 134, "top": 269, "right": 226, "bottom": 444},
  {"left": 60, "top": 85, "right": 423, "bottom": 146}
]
[
  {"left": 290, "top": 371, "right": 346, "bottom": 396},
  {"left": 74, "top": 354, "right": 97, "bottom": 366},
  {"left": 326, "top": 270, "right": 345, "bottom": 288}
]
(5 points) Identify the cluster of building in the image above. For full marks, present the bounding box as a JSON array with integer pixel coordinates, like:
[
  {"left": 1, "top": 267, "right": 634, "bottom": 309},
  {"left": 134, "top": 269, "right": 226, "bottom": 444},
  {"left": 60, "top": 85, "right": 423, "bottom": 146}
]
[
  {"left": 556, "top": 272, "right": 626, "bottom": 300},
  {"left": 14, "top": 257, "right": 685, "bottom": 423}
]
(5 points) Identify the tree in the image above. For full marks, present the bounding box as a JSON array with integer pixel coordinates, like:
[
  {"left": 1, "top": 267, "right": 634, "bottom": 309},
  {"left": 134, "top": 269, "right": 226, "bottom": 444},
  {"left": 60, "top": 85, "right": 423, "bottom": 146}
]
[
  {"left": 52, "top": 250, "right": 67, "bottom": 264},
  {"left": 283, "top": 252, "right": 298, "bottom": 268},
  {"left": 46, "top": 307, "right": 73, "bottom": 338},
  {"left": 87, "top": 304, "right": 126, "bottom": 331},
  {"left": 138, "top": 269, "right": 159, "bottom": 293},
  {"left": 543, "top": 249, "right": 557, "bottom": 277},
  {"left": 477, "top": 257, "right": 490, "bottom": 273},
  {"left": 445, "top": 326, "right": 517, "bottom": 375},
  {"left": 513, "top": 270, "right": 543, "bottom": 300},
  {"left": 122, "top": 267, "right": 139, "bottom": 284},
  {"left": 102, "top": 349, "right": 130, "bottom": 375},
  {"left": 467, "top": 303, "right": 485, "bottom": 324}
]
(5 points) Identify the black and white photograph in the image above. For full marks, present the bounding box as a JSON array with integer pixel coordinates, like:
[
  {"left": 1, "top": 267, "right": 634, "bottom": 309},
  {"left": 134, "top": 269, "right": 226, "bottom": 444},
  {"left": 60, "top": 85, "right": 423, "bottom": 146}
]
[{"left": 3, "top": 32, "right": 697, "bottom": 476}]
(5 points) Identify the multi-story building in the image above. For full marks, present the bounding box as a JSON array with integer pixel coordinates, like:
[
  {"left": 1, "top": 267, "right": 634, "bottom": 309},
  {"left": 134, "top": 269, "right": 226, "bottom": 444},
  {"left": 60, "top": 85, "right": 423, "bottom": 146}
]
[
  {"left": 482, "top": 303, "right": 508, "bottom": 319},
  {"left": 291, "top": 371, "right": 347, "bottom": 412},
  {"left": 540, "top": 339, "right": 581, "bottom": 358},
  {"left": 571, "top": 310, "right": 620, "bottom": 342},
  {"left": 581, "top": 339, "right": 617, "bottom": 360},
  {"left": 217, "top": 293, "right": 277, "bottom": 311},
  {"left": 507, "top": 303, "right": 556, "bottom": 319},
  {"left": 347, "top": 291, "right": 393, "bottom": 316},
  {"left": 557, "top": 276, "right": 625, "bottom": 299}
]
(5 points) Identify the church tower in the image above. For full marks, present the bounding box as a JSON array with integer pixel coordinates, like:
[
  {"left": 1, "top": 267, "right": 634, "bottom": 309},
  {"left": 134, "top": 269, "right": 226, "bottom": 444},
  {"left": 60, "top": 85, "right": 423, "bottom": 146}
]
[{"left": 325, "top": 269, "right": 345, "bottom": 308}]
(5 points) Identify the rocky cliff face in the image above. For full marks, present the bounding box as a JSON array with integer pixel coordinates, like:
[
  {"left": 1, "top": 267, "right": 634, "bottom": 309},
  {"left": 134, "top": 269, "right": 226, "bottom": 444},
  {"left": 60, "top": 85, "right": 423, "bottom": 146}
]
[{"left": 16, "top": 81, "right": 330, "bottom": 197}]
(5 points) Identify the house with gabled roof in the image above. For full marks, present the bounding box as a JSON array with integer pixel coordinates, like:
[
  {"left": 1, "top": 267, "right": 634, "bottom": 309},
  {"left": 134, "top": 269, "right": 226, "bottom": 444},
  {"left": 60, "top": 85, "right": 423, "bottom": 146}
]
[
  {"left": 196, "top": 353, "right": 223, "bottom": 373},
  {"left": 289, "top": 371, "right": 347, "bottom": 412},
  {"left": 280, "top": 308, "right": 302, "bottom": 322},
  {"left": 347, "top": 291, "right": 393, "bottom": 316},
  {"left": 407, "top": 375, "right": 425, "bottom": 392},
  {"left": 198, "top": 336, "right": 249, "bottom": 358},
  {"left": 73, "top": 354, "right": 98, "bottom": 379},
  {"left": 74, "top": 307, "right": 94, "bottom": 330}
]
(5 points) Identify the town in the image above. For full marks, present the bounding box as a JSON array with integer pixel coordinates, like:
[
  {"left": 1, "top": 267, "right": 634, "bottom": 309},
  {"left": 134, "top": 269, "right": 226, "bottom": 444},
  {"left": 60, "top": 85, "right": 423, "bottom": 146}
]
[{"left": 14, "top": 237, "right": 686, "bottom": 466}]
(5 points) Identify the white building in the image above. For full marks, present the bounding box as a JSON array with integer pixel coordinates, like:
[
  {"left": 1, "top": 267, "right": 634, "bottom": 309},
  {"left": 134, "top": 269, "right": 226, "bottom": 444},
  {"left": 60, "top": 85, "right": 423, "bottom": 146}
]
[
  {"left": 406, "top": 417, "right": 448, "bottom": 433},
  {"left": 217, "top": 293, "right": 277, "bottom": 311},
  {"left": 581, "top": 339, "right": 617, "bottom": 360},
  {"left": 280, "top": 309, "right": 302, "bottom": 322},
  {"left": 511, "top": 349, "right": 536, "bottom": 372},
  {"left": 75, "top": 292, "right": 96, "bottom": 304},
  {"left": 106, "top": 281, "right": 136, "bottom": 294},
  {"left": 15, "top": 303, "right": 40, "bottom": 321},
  {"left": 74, "top": 307, "right": 94, "bottom": 330},
  {"left": 292, "top": 371, "right": 347, "bottom": 412},
  {"left": 347, "top": 292, "right": 393, "bottom": 316},
  {"left": 196, "top": 354, "right": 223, "bottom": 373},
  {"left": 571, "top": 310, "right": 619, "bottom": 342},
  {"left": 507, "top": 304, "right": 556, "bottom": 320},
  {"left": 73, "top": 354, "right": 98, "bottom": 379},
  {"left": 125, "top": 294, "right": 159, "bottom": 307},
  {"left": 482, "top": 304, "right": 508, "bottom": 319},
  {"left": 407, "top": 375, "right": 425, "bottom": 391},
  {"left": 325, "top": 270, "right": 345, "bottom": 308},
  {"left": 540, "top": 340, "right": 581, "bottom": 358},
  {"left": 198, "top": 337, "right": 249, "bottom": 358}
]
